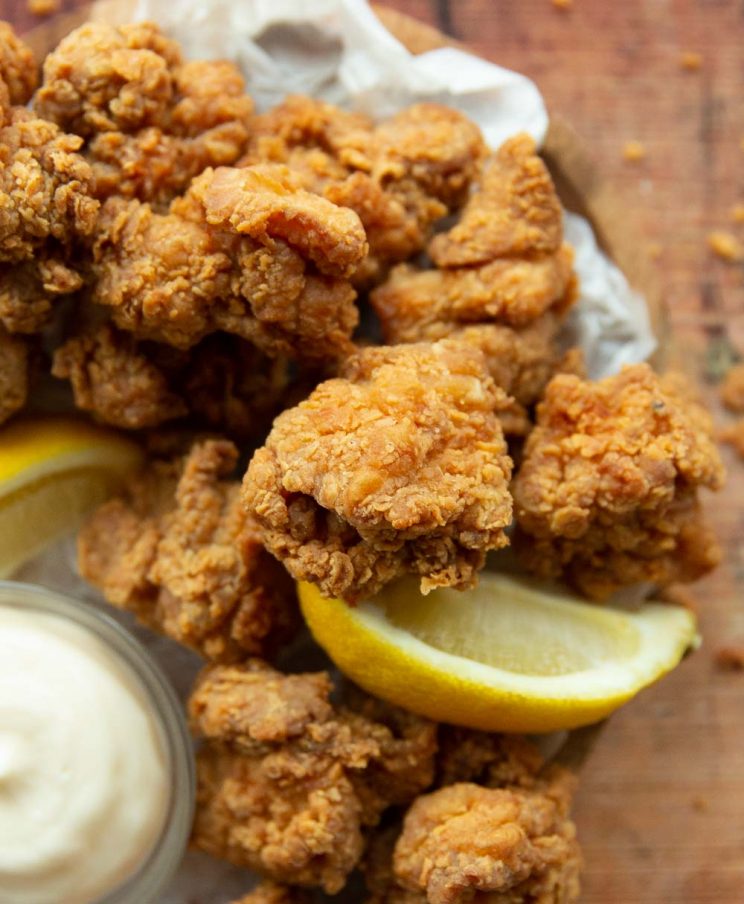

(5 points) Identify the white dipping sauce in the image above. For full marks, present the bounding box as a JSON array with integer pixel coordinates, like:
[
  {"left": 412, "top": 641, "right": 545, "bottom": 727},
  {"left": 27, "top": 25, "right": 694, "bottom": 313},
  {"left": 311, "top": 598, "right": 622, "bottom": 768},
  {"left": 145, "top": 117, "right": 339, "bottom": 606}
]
[{"left": 0, "top": 605, "right": 170, "bottom": 904}]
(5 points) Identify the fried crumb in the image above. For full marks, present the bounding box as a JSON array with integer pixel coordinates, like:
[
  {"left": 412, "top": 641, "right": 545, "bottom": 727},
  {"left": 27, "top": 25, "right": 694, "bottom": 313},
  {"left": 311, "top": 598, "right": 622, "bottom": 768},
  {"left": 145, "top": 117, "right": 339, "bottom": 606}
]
[
  {"left": 647, "top": 242, "right": 663, "bottom": 260},
  {"left": 719, "top": 419, "right": 744, "bottom": 458},
  {"left": 551, "top": 0, "right": 573, "bottom": 9},
  {"left": 708, "top": 230, "right": 744, "bottom": 262},
  {"left": 691, "top": 796, "right": 709, "bottom": 812},
  {"left": 27, "top": 0, "right": 60, "bottom": 14},
  {"left": 714, "top": 645, "right": 744, "bottom": 671},
  {"left": 731, "top": 205, "right": 744, "bottom": 224},
  {"left": 679, "top": 51, "right": 702, "bottom": 71},
  {"left": 622, "top": 140, "right": 646, "bottom": 163},
  {"left": 720, "top": 362, "right": 744, "bottom": 412}
]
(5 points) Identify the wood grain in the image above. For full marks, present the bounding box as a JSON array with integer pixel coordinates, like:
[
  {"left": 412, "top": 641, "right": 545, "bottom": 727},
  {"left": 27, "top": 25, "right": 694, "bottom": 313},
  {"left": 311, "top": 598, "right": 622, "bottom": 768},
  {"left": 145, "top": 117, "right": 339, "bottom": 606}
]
[{"left": 2, "top": 1, "right": 744, "bottom": 901}]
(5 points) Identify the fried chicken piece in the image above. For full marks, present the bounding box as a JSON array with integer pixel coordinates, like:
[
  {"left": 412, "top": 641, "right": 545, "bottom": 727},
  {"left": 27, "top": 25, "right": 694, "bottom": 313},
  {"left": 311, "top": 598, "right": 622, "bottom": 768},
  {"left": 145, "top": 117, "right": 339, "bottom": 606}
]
[
  {"left": 429, "top": 133, "right": 563, "bottom": 267},
  {"left": 241, "top": 95, "right": 373, "bottom": 180},
  {"left": 243, "top": 97, "right": 486, "bottom": 285},
  {"left": 53, "top": 322, "right": 290, "bottom": 435},
  {"left": 78, "top": 439, "right": 298, "bottom": 662},
  {"left": 392, "top": 782, "right": 581, "bottom": 904},
  {"left": 341, "top": 688, "right": 438, "bottom": 824},
  {"left": 34, "top": 21, "right": 181, "bottom": 135},
  {"left": 371, "top": 133, "right": 574, "bottom": 341},
  {"left": 91, "top": 165, "right": 364, "bottom": 358},
  {"left": 53, "top": 323, "right": 187, "bottom": 429},
  {"left": 0, "top": 107, "right": 99, "bottom": 332},
  {"left": 228, "top": 882, "right": 312, "bottom": 904},
  {"left": 513, "top": 364, "right": 725, "bottom": 599},
  {"left": 370, "top": 103, "right": 486, "bottom": 210},
  {"left": 0, "top": 327, "right": 29, "bottom": 424},
  {"left": 190, "top": 662, "right": 436, "bottom": 893},
  {"left": 87, "top": 118, "right": 250, "bottom": 209},
  {"left": 720, "top": 362, "right": 744, "bottom": 413},
  {"left": 0, "top": 21, "right": 37, "bottom": 118},
  {"left": 364, "top": 730, "right": 580, "bottom": 904},
  {"left": 199, "top": 165, "right": 367, "bottom": 278},
  {"left": 34, "top": 23, "right": 253, "bottom": 206},
  {"left": 371, "top": 247, "right": 576, "bottom": 336},
  {"left": 244, "top": 340, "right": 514, "bottom": 603}
]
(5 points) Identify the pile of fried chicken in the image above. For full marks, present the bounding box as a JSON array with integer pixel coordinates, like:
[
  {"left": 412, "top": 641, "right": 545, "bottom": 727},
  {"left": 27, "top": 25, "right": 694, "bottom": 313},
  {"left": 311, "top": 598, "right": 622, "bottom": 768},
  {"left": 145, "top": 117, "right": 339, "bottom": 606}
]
[{"left": 0, "top": 20, "right": 725, "bottom": 903}]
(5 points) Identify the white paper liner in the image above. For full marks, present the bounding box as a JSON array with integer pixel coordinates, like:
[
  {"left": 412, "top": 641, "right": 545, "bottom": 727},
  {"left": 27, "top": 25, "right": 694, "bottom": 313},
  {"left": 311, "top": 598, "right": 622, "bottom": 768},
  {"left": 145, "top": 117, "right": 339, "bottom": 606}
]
[{"left": 15, "top": 1, "right": 659, "bottom": 898}]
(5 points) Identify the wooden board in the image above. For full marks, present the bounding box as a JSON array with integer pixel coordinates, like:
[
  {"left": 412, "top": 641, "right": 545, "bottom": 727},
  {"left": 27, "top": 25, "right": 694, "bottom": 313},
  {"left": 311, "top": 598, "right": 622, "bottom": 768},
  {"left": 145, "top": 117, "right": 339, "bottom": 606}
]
[{"left": 3, "top": 1, "right": 744, "bottom": 901}]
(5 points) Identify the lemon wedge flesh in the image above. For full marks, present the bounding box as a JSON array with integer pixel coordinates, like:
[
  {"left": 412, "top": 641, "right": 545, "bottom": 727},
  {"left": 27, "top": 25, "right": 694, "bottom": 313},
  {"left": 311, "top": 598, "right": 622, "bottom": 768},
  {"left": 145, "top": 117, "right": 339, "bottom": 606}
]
[
  {"left": 299, "top": 573, "right": 698, "bottom": 733},
  {"left": 0, "top": 418, "right": 143, "bottom": 577}
]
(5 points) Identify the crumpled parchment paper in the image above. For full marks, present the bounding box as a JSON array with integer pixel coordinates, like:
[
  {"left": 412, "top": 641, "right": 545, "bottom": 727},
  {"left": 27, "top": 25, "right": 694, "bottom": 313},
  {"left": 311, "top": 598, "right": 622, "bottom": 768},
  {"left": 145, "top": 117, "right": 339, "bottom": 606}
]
[{"left": 17, "top": 1, "right": 657, "bottom": 899}]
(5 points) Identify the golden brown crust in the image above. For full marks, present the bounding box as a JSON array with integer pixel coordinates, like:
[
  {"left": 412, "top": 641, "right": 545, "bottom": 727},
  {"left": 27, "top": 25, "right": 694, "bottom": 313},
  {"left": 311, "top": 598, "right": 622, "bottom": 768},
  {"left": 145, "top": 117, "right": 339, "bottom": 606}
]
[
  {"left": 429, "top": 133, "right": 563, "bottom": 267},
  {"left": 52, "top": 323, "right": 187, "bottom": 429},
  {"left": 0, "top": 107, "right": 99, "bottom": 333},
  {"left": 78, "top": 439, "right": 298, "bottom": 661},
  {"left": 242, "top": 97, "right": 486, "bottom": 286},
  {"left": 393, "top": 782, "right": 581, "bottom": 904},
  {"left": 371, "top": 246, "right": 575, "bottom": 337},
  {"left": 53, "top": 323, "right": 291, "bottom": 436},
  {"left": 33, "top": 22, "right": 253, "bottom": 206},
  {"left": 190, "top": 662, "right": 436, "bottom": 893},
  {"left": 34, "top": 22, "right": 181, "bottom": 135},
  {"left": 243, "top": 340, "right": 513, "bottom": 602},
  {"left": 90, "top": 165, "right": 364, "bottom": 360},
  {"left": 513, "top": 364, "right": 725, "bottom": 599}
]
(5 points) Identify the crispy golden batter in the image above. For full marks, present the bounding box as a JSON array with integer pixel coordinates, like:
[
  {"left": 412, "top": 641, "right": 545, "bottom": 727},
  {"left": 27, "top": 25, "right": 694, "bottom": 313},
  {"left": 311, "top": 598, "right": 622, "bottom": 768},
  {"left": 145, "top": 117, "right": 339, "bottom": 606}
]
[
  {"left": 34, "top": 21, "right": 181, "bottom": 134},
  {"left": 371, "top": 134, "right": 574, "bottom": 340},
  {"left": 53, "top": 323, "right": 187, "bottom": 429},
  {"left": 513, "top": 364, "right": 725, "bottom": 599},
  {"left": 241, "top": 95, "right": 373, "bottom": 179},
  {"left": 371, "top": 247, "right": 576, "bottom": 336},
  {"left": 0, "top": 22, "right": 37, "bottom": 117},
  {"left": 53, "top": 323, "right": 290, "bottom": 435},
  {"left": 90, "top": 165, "right": 364, "bottom": 358},
  {"left": 0, "top": 327, "right": 29, "bottom": 424},
  {"left": 87, "top": 119, "right": 249, "bottom": 209},
  {"left": 34, "top": 22, "right": 253, "bottom": 206},
  {"left": 429, "top": 133, "right": 563, "bottom": 267},
  {"left": 199, "top": 165, "right": 368, "bottom": 278},
  {"left": 374, "top": 298, "right": 567, "bottom": 397},
  {"left": 190, "top": 662, "right": 436, "bottom": 893},
  {"left": 244, "top": 341, "right": 513, "bottom": 603},
  {"left": 243, "top": 97, "right": 486, "bottom": 285},
  {"left": 228, "top": 882, "right": 311, "bottom": 904},
  {"left": 78, "top": 439, "right": 298, "bottom": 662},
  {"left": 342, "top": 688, "right": 438, "bottom": 824},
  {"left": 364, "top": 733, "right": 579, "bottom": 904},
  {"left": 392, "top": 782, "right": 581, "bottom": 904},
  {"left": 0, "top": 107, "right": 99, "bottom": 333}
]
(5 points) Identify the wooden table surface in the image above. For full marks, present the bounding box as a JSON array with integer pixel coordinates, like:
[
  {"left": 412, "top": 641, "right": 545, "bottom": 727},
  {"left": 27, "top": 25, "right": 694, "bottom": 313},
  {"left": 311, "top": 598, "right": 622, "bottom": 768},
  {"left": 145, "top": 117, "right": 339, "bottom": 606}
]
[{"left": 3, "top": 0, "right": 744, "bottom": 901}]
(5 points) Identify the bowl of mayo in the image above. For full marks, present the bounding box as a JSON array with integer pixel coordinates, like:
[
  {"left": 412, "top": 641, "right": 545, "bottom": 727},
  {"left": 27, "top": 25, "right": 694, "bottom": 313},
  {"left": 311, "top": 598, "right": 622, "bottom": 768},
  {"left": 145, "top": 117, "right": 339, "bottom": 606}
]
[{"left": 0, "top": 581, "right": 195, "bottom": 904}]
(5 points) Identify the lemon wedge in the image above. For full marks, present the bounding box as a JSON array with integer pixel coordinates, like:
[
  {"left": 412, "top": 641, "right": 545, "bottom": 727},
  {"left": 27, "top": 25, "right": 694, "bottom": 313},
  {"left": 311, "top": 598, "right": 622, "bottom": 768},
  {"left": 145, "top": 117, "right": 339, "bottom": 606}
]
[
  {"left": 298, "top": 573, "right": 698, "bottom": 733},
  {"left": 0, "top": 417, "right": 143, "bottom": 577}
]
